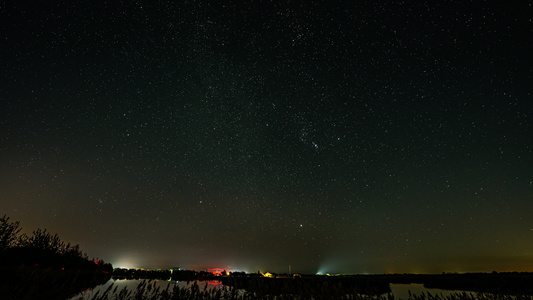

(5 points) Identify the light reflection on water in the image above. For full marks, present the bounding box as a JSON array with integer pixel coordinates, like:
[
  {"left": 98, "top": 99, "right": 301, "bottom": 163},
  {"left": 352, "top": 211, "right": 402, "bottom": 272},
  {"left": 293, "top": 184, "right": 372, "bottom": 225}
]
[
  {"left": 71, "top": 279, "right": 224, "bottom": 299},
  {"left": 73, "top": 280, "right": 466, "bottom": 300}
]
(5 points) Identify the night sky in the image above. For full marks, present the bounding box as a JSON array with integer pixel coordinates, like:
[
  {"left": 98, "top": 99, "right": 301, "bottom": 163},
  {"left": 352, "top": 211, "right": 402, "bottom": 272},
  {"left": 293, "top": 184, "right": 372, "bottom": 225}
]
[{"left": 1, "top": 1, "right": 532, "bottom": 274}]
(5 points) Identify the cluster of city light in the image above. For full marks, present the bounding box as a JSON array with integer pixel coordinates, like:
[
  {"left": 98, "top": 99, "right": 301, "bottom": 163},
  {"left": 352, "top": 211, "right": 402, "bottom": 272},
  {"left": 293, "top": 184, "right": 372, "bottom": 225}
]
[{"left": 112, "top": 255, "right": 140, "bottom": 270}]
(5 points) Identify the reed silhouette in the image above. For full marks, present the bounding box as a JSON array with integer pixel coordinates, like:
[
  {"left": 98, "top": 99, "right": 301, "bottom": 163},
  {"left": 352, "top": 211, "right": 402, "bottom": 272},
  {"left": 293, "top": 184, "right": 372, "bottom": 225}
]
[{"left": 73, "top": 279, "right": 533, "bottom": 300}]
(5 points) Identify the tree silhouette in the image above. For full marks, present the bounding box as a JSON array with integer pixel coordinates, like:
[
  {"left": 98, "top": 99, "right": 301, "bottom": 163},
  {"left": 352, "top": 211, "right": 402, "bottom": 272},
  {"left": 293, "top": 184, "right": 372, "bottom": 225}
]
[
  {"left": 24, "top": 228, "right": 65, "bottom": 254},
  {"left": 0, "top": 215, "right": 112, "bottom": 272},
  {"left": 0, "top": 215, "right": 22, "bottom": 252}
]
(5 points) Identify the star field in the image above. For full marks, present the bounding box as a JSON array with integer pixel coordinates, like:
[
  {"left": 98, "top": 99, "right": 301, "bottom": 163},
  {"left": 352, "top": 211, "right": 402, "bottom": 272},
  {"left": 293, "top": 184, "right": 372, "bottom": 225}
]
[{"left": 1, "top": 1, "right": 532, "bottom": 274}]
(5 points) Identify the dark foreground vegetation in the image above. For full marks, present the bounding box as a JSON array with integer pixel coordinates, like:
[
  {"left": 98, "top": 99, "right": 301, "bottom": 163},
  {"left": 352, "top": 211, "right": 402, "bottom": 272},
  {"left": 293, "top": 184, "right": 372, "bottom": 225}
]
[
  {"left": 384, "top": 273, "right": 533, "bottom": 296},
  {"left": 71, "top": 273, "right": 533, "bottom": 300},
  {"left": 72, "top": 279, "right": 533, "bottom": 300},
  {"left": 223, "top": 275, "right": 391, "bottom": 296},
  {"left": 107, "top": 270, "right": 533, "bottom": 298},
  {"left": 222, "top": 273, "right": 533, "bottom": 299},
  {"left": 0, "top": 215, "right": 112, "bottom": 299},
  {"left": 73, "top": 279, "right": 393, "bottom": 300}
]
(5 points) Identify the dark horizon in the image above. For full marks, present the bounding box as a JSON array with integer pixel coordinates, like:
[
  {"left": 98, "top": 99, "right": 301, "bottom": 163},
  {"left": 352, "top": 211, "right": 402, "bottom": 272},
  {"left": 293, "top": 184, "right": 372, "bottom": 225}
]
[{"left": 1, "top": 1, "right": 532, "bottom": 276}]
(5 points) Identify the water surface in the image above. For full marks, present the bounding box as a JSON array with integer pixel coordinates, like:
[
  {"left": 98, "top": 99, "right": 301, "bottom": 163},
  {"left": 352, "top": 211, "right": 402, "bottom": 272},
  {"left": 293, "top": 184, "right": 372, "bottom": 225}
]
[
  {"left": 73, "top": 280, "right": 468, "bottom": 299},
  {"left": 71, "top": 279, "right": 225, "bottom": 299}
]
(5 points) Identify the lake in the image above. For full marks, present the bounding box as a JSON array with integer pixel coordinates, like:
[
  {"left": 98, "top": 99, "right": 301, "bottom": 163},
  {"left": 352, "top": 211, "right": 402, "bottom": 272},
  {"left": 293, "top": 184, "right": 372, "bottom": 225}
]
[
  {"left": 71, "top": 279, "right": 470, "bottom": 299},
  {"left": 70, "top": 279, "right": 226, "bottom": 299}
]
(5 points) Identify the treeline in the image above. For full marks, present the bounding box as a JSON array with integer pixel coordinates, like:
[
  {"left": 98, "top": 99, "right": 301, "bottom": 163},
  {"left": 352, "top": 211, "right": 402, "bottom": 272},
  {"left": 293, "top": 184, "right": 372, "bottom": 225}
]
[
  {"left": 0, "top": 214, "right": 112, "bottom": 272},
  {"left": 0, "top": 214, "right": 112, "bottom": 299}
]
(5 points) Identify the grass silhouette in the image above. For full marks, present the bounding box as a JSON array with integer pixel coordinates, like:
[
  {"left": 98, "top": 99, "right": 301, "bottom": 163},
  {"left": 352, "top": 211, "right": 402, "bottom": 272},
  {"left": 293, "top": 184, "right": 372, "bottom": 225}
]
[{"left": 73, "top": 279, "right": 533, "bottom": 300}]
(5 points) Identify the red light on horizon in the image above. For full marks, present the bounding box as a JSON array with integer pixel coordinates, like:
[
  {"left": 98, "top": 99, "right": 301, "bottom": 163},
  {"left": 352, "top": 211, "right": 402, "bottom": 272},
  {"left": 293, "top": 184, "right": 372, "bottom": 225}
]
[{"left": 207, "top": 268, "right": 227, "bottom": 275}]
